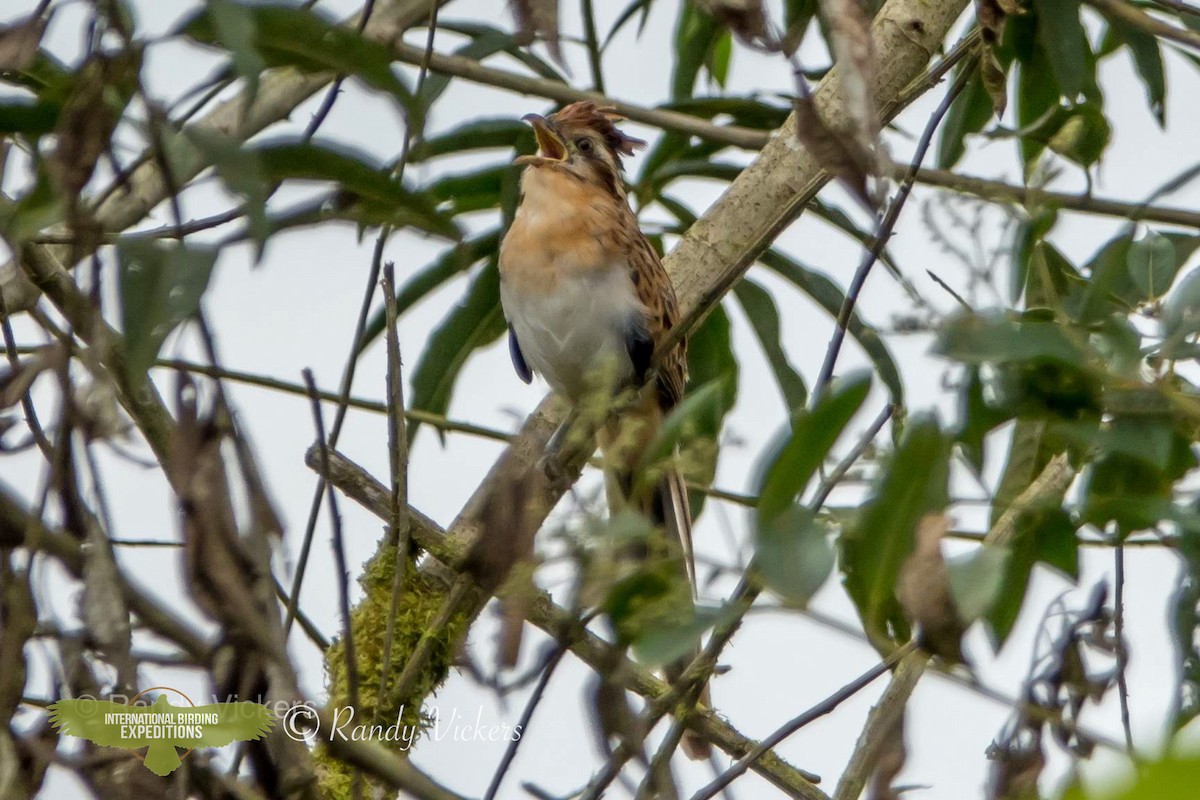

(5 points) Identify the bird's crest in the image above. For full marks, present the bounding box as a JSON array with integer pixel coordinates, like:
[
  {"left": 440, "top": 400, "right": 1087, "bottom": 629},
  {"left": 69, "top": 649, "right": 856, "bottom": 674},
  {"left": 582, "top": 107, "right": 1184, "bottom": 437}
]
[{"left": 549, "top": 101, "right": 646, "bottom": 167}]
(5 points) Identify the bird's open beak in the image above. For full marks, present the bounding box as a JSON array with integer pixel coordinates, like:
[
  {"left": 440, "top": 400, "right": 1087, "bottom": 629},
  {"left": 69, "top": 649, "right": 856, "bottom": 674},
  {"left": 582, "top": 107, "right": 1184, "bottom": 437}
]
[{"left": 515, "top": 113, "right": 567, "bottom": 166}]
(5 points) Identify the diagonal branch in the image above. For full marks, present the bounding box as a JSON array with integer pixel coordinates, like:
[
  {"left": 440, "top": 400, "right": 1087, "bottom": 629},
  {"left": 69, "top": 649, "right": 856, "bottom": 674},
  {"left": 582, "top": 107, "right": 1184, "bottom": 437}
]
[
  {"left": 425, "top": 0, "right": 971, "bottom": 722},
  {"left": 305, "top": 445, "right": 829, "bottom": 799}
]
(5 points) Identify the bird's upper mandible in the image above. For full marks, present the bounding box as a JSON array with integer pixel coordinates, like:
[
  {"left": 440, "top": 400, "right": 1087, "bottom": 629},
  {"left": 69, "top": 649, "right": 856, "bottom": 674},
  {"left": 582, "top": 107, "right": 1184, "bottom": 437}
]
[{"left": 513, "top": 101, "right": 647, "bottom": 198}]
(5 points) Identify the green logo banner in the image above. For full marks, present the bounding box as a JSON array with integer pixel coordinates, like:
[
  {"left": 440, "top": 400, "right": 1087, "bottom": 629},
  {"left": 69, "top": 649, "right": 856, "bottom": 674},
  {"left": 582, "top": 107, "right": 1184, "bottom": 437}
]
[{"left": 49, "top": 688, "right": 275, "bottom": 776}]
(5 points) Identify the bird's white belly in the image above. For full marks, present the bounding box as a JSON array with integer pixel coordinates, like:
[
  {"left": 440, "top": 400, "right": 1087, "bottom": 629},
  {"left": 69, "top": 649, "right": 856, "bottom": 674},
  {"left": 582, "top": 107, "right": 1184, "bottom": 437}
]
[{"left": 501, "top": 266, "right": 641, "bottom": 400}]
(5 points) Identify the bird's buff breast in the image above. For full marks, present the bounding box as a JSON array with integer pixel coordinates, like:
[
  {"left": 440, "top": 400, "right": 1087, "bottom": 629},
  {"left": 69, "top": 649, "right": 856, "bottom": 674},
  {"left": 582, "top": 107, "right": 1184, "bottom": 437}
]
[{"left": 499, "top": 171, "right": 642, "bottom": 399}]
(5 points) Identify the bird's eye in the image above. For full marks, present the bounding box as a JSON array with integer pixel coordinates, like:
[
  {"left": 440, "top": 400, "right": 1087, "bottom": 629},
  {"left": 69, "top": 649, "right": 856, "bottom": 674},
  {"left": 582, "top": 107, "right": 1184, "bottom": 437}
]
[{"left": 575, "top": 138, "right": 593, "bottom": 153}]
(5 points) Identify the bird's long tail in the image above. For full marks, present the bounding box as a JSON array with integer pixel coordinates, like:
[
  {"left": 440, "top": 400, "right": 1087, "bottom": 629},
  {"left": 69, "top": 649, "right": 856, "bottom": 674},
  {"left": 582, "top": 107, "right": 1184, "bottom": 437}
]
[{"left": 600, "top": 397, "right": 711, "bottom": 760}]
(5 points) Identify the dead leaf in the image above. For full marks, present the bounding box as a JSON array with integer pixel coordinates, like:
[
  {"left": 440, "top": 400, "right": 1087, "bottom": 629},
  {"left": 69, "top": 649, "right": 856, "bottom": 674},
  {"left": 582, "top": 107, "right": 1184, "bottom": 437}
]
[
  {"left": 794, "top": 95, "right": 878, "bottom": 211},
  {"left": 51, "top": 48, "right": 141, "bottom": 202},
  {"left": 867, "top": 705, "right": 908, "bottom": 800},
  {"left": 588, "top": 666, "right": 647, "bottom": 763},
  {"left": 695, "top": 0, "right": 776, "bottom": 50},
  {"left": 463, "top": 466, "right": 538, "bottom": 668},
  {"left": 981, "top": 48, "right": 1008, "bottom": 116},
  {"left": 508, "top": 0, "right": 562, "bottom": 65},
  {"left": 976, "top": 0, "right": 1023, "bottom": 44},
  {"left": 986, "top": 732, "right": 1044, "bottom": 800},
  {"left": 0, "top": 12, "right": 50, "bottom": 72},
  {"left": 820, "top": 0, "right": 879, "bottom": 160},
  {"left": 895, "top": 513, "right": 967, "bottom": 664},
  {"left": 81, "top": 522, "right": 135, "bottom": 690}
]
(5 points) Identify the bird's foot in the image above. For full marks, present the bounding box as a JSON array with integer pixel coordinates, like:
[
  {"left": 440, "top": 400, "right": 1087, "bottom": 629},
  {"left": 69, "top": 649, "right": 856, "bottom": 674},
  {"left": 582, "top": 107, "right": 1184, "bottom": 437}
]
[{"left": 537, "top": 452, "right": 572, "bottom": 492}]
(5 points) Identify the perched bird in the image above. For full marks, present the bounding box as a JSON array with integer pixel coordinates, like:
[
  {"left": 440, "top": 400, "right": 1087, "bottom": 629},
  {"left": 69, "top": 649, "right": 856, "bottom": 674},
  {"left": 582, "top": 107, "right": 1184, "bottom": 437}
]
[{"left": 498, "top": 101, "right": 709, "bottom": 759}]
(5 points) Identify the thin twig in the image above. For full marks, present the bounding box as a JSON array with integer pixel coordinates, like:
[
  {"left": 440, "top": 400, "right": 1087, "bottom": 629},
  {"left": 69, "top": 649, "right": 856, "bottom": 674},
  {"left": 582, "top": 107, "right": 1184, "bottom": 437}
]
[
  {"left": 155, "top": 358, "right": 512, "bottom": 441},
  {"left": 1086, "top": 0, "right": 1200, "bottom": 51},
  {"left": 690, "top": 642, "right": 917, "bottom": 800},
  {"left": 813, "top": 53, "right": 977, "bottom": 400},
  {"left": 1114, "top": 541, "right": 1136, "bottom": 756},
  {"left": 375, "top": 261, "right": 413, "bottom": 724},
  {"left": 483, "top": 644, "right": 569, "bottom": 800},
  {"left": 912, "top": 167, "right": 1200, "bottom": 229},
  {"left": 581, "top": 0, "right": 606, "bottom": 94},
  {"left": 303, "top": 0, "right": 379, "bottom": 139},
  {"left": 285, "top": 234, "right": 391, "bottom": 638},
  {"left": 303, "top": 368, "right": 362, "bottom": 798},
  {"left": 832, "top": 651, "right": 929, "bottom": 800}
]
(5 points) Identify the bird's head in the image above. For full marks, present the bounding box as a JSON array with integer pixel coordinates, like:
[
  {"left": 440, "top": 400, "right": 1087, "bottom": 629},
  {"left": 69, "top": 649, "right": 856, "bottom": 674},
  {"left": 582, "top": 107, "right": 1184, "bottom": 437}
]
[{"left": 514, "top": 101, "right": 646, "bottom": 197}]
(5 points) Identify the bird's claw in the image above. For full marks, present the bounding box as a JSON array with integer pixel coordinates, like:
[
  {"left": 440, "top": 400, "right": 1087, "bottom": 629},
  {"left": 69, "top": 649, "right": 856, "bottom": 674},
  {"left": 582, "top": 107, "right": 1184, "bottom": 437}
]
[{"left": 537, "top": 453, "right": 571, "bottom": 491}]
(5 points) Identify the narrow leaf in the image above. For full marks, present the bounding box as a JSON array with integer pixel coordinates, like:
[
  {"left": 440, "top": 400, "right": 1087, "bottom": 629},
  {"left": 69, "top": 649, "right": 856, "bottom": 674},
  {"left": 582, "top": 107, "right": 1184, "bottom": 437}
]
[
  {"left": 841, "top": 414, "right": 951, "bottom": 649},
  {"left": 117, "top": 240, "right": 218, "bottom": 380},
  {"left": 408, "top": 264, "right": 506, "bottom": 440},
  {"left": 734, "top": 278, "right": 808, "bottom": 412}
]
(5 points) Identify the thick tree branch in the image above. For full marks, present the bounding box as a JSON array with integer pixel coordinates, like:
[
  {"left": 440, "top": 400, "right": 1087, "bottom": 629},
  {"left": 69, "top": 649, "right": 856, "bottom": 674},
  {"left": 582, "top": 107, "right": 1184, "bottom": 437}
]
[{"left": 305, "top": 446, "right": 829, "bottom": 799}]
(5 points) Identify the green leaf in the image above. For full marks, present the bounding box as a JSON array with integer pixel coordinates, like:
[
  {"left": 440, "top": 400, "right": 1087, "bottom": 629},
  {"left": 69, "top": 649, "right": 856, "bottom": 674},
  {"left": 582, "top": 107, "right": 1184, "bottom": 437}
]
[
  {"left": 1165, "top": 266, "right": 1200, "bottom": 343},
  {"left": 733, "top": 278, "right": 807, "bottom": 412},
  {"left": 1171, "top": 509, "right": 1200, "bottom": 731},
  {"left": 783, "top": 0, "right": 818, "bottom": 48},
  {"left": 755, "top": 505, "right": 836, "bottom": 607},
  {"left": 360, "top": 230, "right": 501, "bottom": 351},
  {"left": 756, "top": 371, "right": 871, "bottom": 522},
  {"left": 0, "top": 161, "right": 63, "bottom": 246},
  {"left": 681, "top": 305, "right": 739, "bottom": 520},
  {"left": 937, "top": 68, "right": 997, "bottom": 169},
  {"left": 933, "top": 313, "right": 1086, "bottom": 366},
  {"left": 1106, "top": 15, "right": 1166, "bottom": 124},
  {"left": 603, "top": 0, "right": 655, "bottom": 48},
  {"left": 1032, "top": 0, "right": 1089, "bottom": 98},
  {"left": 671, "top": 2, "right": 722, "bottom": 100},
  {"left": 988, "top": 505, "right": 1078, "bottom": 640},
  {"left": 1078, "top": 228, "right": 1137, "bottom": 322},
  {"left": 179, "top": 2, "right": 418, "bottom": 122},
  {"left": 251, "top": 138, "right": 460, "bottom": 239},
  {"left": 957, "top": 366, "right": 1012, "bottom": 473},
  {"left": 1080, "top": 418, "right": 1194, "bottom": 532},
  {"left": 408, "top": 264, "right": 506, "bottom": 440},
  {"left": 1046, "top": 104, "right": 1111, "bottom": 167},
  {"left": 1062, "top": 757, "right": 1200, "bottom": 800},
  {"left": 184, "top": 128, "right": 270, "bottom": 262},
  {"left": 632, "top": 603, "right": 735, "bottom": 668},
  {"left": 410, "top": 118, "right": 531, "bottom": 162},
  {"left": 752, "top": 369, "right": 864, "bottom": 605},
  {"left": 117, "top": 239, "right": 218, "bottom": 380},
  {"left": 0, "top": 98, "right": 61, "bottom": 135},
  {"left": 841, "top": 414, "right": 951, "bottom": 649},
  {"left": 1168, "top": 232, "right": 1200, "bottom": 268},
  {"left": 946, "top": 545, "right": 1010, "bottom": 623},
  {"left": 1013, "top": 15, "right": 1063, "bottom": 168},
  {"left": 759, "top": 249, "right": 904, "bottom": 408},
  {"left": 208, "top": 0, "right": 265, "bottom": 106},
  {"left": 707, "top": 30, "right": 732, "bottom": 89},
  {"left": 1127, "top": 231, "right": 1177, "bottom": 300},
  {"left": 634, "top": 379, "right": 728, "bottom": 495},
  {"left": 426, "top": 165, "right": 511, "bottom": 216}
]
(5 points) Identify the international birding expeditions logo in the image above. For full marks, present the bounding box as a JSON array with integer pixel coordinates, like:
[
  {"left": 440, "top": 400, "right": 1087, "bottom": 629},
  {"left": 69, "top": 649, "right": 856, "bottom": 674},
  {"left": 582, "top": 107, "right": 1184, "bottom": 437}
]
[{"left": 48, "top": 686, "right": 275, "bottom": 776}]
